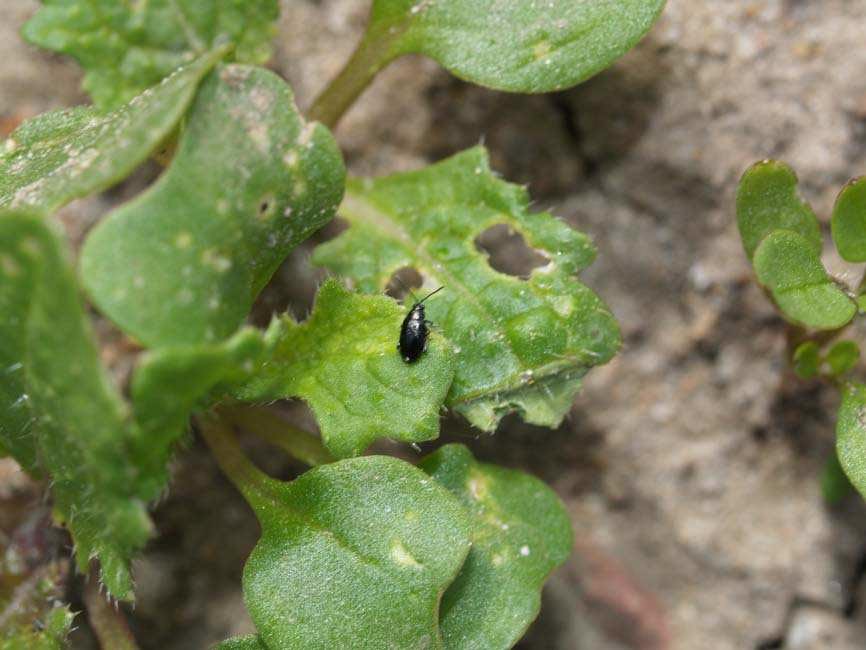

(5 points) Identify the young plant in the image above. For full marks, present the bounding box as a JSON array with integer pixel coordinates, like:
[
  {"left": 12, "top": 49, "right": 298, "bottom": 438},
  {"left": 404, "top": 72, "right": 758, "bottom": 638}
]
[
  {"left": 736, "top": 161, "right": 866, "bottom": 502},
  {"left": 0, "top": 1, "right": 665, "bottom": 647}
]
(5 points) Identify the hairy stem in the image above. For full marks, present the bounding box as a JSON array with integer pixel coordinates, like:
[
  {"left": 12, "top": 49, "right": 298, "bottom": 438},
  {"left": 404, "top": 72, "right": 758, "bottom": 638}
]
[
  {"left": 307, "top": 28, "right": 399, "bottom": 129},
  {"left": 220, "top": 406, "right": 334, "bottom": 467},
  {"left": 83, "top": 568, "right": 138, "bottom": 650}
]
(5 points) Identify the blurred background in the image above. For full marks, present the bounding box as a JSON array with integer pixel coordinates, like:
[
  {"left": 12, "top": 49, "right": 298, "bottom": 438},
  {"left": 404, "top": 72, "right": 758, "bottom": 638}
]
[{"left": 4, "top": 1, "right": 866, "bottom": 648}]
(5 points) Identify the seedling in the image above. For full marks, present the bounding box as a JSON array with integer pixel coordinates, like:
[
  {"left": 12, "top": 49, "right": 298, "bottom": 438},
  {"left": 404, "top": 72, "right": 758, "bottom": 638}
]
[
  {"left": 0, "top": 0, "right": 665, "bottom": 646},
  {"left": 736, "top": 161, "right": 866, "bottom": 502}
]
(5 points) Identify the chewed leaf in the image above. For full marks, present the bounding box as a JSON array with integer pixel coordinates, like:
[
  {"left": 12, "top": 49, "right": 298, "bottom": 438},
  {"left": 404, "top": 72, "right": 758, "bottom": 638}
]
[
  {"left": 81, "top": 64, "right": 345, "bottom": 348},
  {"left": 753, "top": 230, "right": 856, "bottom": 330},
  {"left": 0, "top": 209, "right": 151, "bottom": 599},
  {"left": 832, "top": 177, "right": 866, "bottom": 262},
  {"left": 238, "top": 454, "right": 471, "bottom": 649},
  {"left": 836, "top": 382, "right": 866, "bottom": 499},
  {"left": 736, "top": 160, "right": 821, "bottom": 261},
  {"left": 234, "top": 280, "right": 454, "bottom": 458},
  {"left": 368, "top": 0, "right": 664, "bottom": 93},
  {"left": 314, "top": 147, "right": 620, "bottom": 431},
  {"left": 420, "top": 444, "right": 573, "bottom": 650},
  {"left": 23, "top": 0, "right": 279, "bottom": 109},
  {"left": 0, "top": 49, "right": 225, "bottom": 212},
  {"left": 131, "top": 328, "right": 267, "bottom": 498}
]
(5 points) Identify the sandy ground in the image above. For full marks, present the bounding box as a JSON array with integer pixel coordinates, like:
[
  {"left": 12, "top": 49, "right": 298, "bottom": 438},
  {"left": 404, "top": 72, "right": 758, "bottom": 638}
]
[{"left": 4, "top": 0, "right": 866, "bottom": 648}]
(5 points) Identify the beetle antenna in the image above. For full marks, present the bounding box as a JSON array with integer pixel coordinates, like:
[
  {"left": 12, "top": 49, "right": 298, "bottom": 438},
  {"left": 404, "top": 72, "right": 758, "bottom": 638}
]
[{"left": 418, "top": 286, "right": 444, "bottom": 304}]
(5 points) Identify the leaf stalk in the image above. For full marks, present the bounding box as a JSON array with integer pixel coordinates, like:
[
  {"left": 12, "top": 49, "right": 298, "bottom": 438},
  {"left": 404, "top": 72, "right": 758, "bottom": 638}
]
[{"left": 307, "top": 28, "right": 398, "bottom": 129}]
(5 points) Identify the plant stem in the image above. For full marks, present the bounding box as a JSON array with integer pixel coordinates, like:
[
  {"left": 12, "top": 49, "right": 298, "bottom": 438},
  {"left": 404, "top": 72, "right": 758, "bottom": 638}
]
[
  {"left": 307, "top": 29, "right": 399, "bottom": 129},
  {"left": 220, "top": 406, "right": 334, "bottom": 467},
  {"left": 196, "top": 414, "right": 277, "bottom": 505},
  {"left": 83, "top": 568, "right": 139, "bottom": 650}
]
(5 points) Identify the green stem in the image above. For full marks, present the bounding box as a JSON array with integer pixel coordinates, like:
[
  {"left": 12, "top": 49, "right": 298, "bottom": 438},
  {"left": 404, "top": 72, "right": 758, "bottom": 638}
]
[
  {"left": 83, "top": 568, "right": 139, "bottom": 650},
  {"left": 221, "top": 406, "right": 334, "bottom": 467},
  {"left": 196, "top": 414, "right": 277, "bottom": 505},
  {"left": 307, "top": 28, "right": 400, "bottom": 129}
]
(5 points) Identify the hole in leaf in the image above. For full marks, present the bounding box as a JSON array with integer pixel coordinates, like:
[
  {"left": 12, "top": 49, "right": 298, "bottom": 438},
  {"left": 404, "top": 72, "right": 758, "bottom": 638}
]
[
  {"left": 474, "top": 224, "right": 548, "bottom": 279},
  {"left": 257, "top": 192, "right": 277, "bottom": 219},
  {"left": 385, "top": 267, "right": 423, "bottom": 303}
]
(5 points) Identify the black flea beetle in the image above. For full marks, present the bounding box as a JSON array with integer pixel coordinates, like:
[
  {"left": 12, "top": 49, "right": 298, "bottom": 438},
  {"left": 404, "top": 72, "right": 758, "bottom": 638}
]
[{"left": 398, "top": 286, "right": 443, "bottom": 363}]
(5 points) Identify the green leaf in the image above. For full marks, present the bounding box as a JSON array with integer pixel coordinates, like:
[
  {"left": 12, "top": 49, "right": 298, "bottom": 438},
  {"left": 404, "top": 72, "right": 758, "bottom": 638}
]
[
  {"left": 821, "top": 449, "right": 854, "bottom": 504},
  {"left": 0, "top": 606, "right": 74, "bottom": 650},
  {"left": 826, "top": 340, "right": 860, "bottom": 377},
  {"left": 753, "top": 230, "right": 856, "bottom": 330},
  {"left": 372, "top": 0, "right": 664, "bottom": 93},
  {"left": 81, "top": 64, "right": 345, "bottom": 347},
  {"left": 234, "top": 279, "right": 454, "bottom": 458},
  {"left": 792, "top": 341, "right": 820, "bottom": 380},
  {"left": 215, "top": 636, "right": 268, "bottom": 650},
  {"left": 239, "top": 455, "right": 471, "bottom": 650},
  {"left": 831, "top": 177, "right": 866, "bottom": 262},
  {"left": 0, "top": 48, "right": 225, "bottom": 212},
  {"left": 23, "top": 0, "right": 279, "bottom": 110},
  {"left": 736, "top": 160, "right": 821, "bottom": 261},
  {"left": 131, "top": 327, "right": 267, "bottom": 498},
  {"left": 836, "top": 381, "right": 866, "bottom": 499},
  {"left": 0, "top": 209, "right": 150, "bottom": 599},
  {"left": 314, "top": 147, "right": 620, "bottom": 431},
  {"left": 419, "top": 444, "right": 573, "bottom": 650}
]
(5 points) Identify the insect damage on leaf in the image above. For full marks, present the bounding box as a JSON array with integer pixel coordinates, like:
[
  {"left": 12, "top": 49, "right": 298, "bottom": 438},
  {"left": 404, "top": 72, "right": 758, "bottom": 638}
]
[
  {"left": 23, "top": 0, "right": 279, "bottom": 110},
  {"left": 313, "top": 147, "right": 620, "bottom": 431},
  {"left": 0, "top": 48, "right": 226, "bottom": 213},
  {"left": 234, "top": 279, "right": 455, "bottom": 458},
  {"left": 80, "top": 64, "right": 345, "bottom": 348}
]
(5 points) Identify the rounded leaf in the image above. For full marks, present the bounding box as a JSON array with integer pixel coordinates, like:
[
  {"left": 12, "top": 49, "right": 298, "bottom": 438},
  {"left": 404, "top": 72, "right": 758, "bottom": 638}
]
[
  {"left": 374, "top": 0, "right": 665, "bottom": 93},
  {"left": 753, "top": 230, "right": 856, "bottom": 330},
  {"left": 831, "top": 176, "right": 866, "bottom": 262},
  {"left": 826, "top": 340, "right": 860, "bottom": 377},
  {"left": 420, "top": 444, "right": 573, "bottom": 650},
  {"left": 81, "top": 65, "right": 345, "bottom": 347},
  {"left": 836, "top": 382, "right": 866, "bottom": 500},
  {"left": 242, "top": 456, "right": 472, "bottom": 650},
  {"left": 792, "top": 341, "right": 820, "bottom": 380},
  {"left": 736, "top": 160, "right": 821, "bottom": 261}
]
